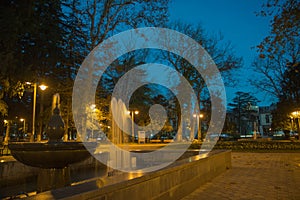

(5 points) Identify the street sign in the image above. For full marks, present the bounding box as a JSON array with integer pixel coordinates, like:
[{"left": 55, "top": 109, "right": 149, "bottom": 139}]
[{"left": 138, "top": 131, "right": 146, "bottom": 144}]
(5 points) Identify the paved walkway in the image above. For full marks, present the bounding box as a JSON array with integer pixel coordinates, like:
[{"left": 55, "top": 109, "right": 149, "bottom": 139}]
[{"left": 181, "top": 152, "right": 300, "bottom": 200}]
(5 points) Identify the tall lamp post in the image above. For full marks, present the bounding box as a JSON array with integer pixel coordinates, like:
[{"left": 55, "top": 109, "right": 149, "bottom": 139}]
[
  {"left": 291, "top": 110, "right": 300, "bottom": 140},
  {"left": 127, "top": 110, "right": 139, "bottom": 142},
  {"left": 26, "top": 82, "right": 48, "bottom": 142},
  {"left": 193, "top": 113, "right": 204, "bottom": 141},
  {"left": 20, "top": 118, "right": 26, "bottom": 134},
  {"left": 90, "top": 104, "right": 96, "bottom": 140},
  {"left": 3, "top": 120, "right": 10, "bottom": 144}
]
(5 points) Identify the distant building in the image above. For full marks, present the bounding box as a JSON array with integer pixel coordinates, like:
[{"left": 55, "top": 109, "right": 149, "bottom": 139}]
[
  {"left": 226, "top": 103, "right": 276, "bottom": 137},
  {"left": 258, "top": 104, "right": 276, "bottom": 136},
  {"left": 243, "top": 104, "right": 259, "bottom": 136}
]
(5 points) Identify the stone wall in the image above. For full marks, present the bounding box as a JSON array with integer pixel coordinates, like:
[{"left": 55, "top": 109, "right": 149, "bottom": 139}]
[{"left": 29, "top": 150, "right": 231, "bottom": 200}]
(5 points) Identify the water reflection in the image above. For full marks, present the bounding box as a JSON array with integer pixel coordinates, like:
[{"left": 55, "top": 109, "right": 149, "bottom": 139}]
[{"left": 0, "top": 164, "right": 107, "bottom": 199}]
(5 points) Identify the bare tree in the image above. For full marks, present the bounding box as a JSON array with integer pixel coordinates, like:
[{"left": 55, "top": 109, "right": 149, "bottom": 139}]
[
  {"left": 73, "top": 0, "right": 170, "bottom": 52},
  {"left": 68, "top": 0, "right": 170, "bottom": 140},
  {"left": 160, "top": 21, "right": 242, "bottom": 107},
  {"left": 251, "top": 0, "right": 300, "bottom": 99}
]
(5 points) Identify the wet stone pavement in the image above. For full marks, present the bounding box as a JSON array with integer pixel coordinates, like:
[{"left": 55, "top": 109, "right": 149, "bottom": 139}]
[{"left": 181, "top": 152, "right": 300, "bottom": 200}]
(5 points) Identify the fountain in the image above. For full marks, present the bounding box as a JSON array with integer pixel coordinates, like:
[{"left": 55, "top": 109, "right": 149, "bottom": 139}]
[{"left": 8, "top": 94, "right": 94, "bottom": 192}]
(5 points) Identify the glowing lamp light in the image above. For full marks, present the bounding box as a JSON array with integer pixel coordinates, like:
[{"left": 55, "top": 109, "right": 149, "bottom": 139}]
[{"left": 39, "top": 84, "right": 48, "bottom": 91}]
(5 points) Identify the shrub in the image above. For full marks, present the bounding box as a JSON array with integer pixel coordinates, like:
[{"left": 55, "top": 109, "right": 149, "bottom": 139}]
[{"left": 189, "top": 140, "right": 300, "bottom": 151}]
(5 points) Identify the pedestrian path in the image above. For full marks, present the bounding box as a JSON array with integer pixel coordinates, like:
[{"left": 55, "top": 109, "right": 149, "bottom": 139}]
[{"left": 181, "top": 152, "right": 300, "bottom": 200}]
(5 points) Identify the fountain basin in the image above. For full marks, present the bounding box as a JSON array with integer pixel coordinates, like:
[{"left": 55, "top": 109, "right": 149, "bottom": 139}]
[{"left": 8, "top": 142, "right": 95, "bottom": 169}]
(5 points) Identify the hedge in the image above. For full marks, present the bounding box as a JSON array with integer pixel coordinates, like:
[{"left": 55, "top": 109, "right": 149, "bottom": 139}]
[{"left": 190, "top": 140, "right": 300, "bottom": 151}]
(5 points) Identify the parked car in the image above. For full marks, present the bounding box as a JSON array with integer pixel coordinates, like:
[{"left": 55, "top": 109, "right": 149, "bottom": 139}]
[
  {"left": 219, "top": 133, "right": 234, "bottom": 141},
  {"left": 160, "top": 136, "right": 174, "bottom": 143},
  {"left": 240, "top": 134, "right": 253, "bottom": 138},
  {"left": 149, "top": 135, "right": 161, "bottom": 143},
  {"left": 272, "top": 130, "right": 285, "bottom": 140},
  {"left": 207, "top": 133, "right": 220, "bottom": 141},
  {"left": 289, "top": 131, "right": 299, "bottom": 139},
  {"left": 240, "top": 131, "right": 261, "bottom": 139},
  {"left": 207, "top": 133, "right": 235, "bottom": 141}
]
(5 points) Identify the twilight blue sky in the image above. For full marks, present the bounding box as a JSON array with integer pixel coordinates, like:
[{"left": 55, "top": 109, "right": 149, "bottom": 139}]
[{"left": 169, "top": 0, "right": 275, "bottom": 106}]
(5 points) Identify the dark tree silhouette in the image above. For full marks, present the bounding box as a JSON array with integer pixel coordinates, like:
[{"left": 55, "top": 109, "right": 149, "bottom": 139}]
[{"left": 228, "top": 92, "right": 259, "bottom": 134}]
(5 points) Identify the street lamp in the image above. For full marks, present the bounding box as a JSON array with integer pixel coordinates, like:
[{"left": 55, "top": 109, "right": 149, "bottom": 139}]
[
  {"left": 193, "top": 113, "right": 204, "bottom": 141},
  {"left": 39, "top": 85, "right": 48, "bottom": 91},
  {"left": 90, "top": 104, "right": 96, "bottom": 140},
  {"left": 26, "top": 82, "right": 48, "bottom": 142},
  {"left": 290, "top": 116, "right": 294, "bottom": 131},
  {"left": 127, "top": 110, "right": 139, "bottom": 142},
  {"left": 291, "top": 110, "right": 300, "bottom": 140},
  {"left": 20, "top": 118, "right": 26, "bottom": 134},
  {"left": 3, "top": 120, "right": 10, "bottom": 143}
]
